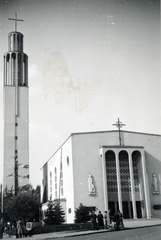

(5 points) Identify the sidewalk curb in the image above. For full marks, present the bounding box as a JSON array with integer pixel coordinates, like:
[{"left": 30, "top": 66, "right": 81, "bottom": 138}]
[
  {"left": 3, "top": 223, "right": 161, "bottom": 240},
  {"left": 30, "top": 224, "right": 161, "bottom": 239}
]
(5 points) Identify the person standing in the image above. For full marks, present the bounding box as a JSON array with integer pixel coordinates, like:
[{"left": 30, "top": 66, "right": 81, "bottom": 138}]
[
  {"left": 90, "top": 211, "right": 97, "bottom": 230},
  {"left": 6, "top": 222, "right": 11, "bottom": 237},
  {"left": 97, "top": 211, "right": 104, "bottom": 229},
  {"left": 104, "top": 211, "right": 108, "bottom": 229},
  {"left": 109, "top": 209, "right": 114, "bottom": 226},
  {"left": 118, "top": 210, "right": 124, "bottom": 229},
  {"left": 16, "top": 219, "right": 22, "bottom": 238},
  {"left": 114, "top": 212, "right": 120, "bottom": 231},
  {"left": 0, "top": 220, "right": 4, "bottom": 239}
]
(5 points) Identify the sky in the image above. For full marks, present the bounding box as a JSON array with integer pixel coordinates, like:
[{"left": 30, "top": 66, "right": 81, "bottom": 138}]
[{"left": 0, "top": 0, "right": 160, "bottom": 188}]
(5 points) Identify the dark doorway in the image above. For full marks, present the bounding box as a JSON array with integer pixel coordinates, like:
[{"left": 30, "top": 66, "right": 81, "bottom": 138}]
[
  {"left": 136, "top": 201, "right": 142, "bottom": 218},
  {"left": 122, "top": 201, "right": 129, "bottom": 219},
  {"left": 130, "top": 201, "right": 134, "bottom": 219},
  {"left": 108, "top": 201, "right": 115, "bottom": 213}
]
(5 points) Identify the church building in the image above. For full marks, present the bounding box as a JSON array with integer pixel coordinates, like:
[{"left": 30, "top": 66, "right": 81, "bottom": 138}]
[
  {"left": 41, "top": 125, "right": 161, "bottom": 223},
  {"left": 3, "top": 14, "right": 29, "bottom": 193}
]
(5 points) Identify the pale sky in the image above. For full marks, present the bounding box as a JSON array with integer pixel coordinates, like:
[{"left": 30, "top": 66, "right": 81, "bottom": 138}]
[{"left": 0, "top": 0, "right": 160, "bottom": 187}]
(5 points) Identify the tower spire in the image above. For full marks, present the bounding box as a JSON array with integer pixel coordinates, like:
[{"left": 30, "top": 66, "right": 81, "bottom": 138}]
[{"left": 8, "top": 13, "right": 24, "bottom": 32}]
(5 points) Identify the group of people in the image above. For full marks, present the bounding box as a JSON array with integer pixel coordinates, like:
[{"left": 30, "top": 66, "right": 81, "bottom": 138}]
[
  {"left": 90, "top": 211, "right": 105, "bottom": 230},
  {"left": 90, "top": 209, "right": 124, "bottom": 231},
  {"left": 0, "top": 219, "right": 24, "bottom": 239},
  {"left": 109, "top": 209, "right": 124, "bottom": 230}
]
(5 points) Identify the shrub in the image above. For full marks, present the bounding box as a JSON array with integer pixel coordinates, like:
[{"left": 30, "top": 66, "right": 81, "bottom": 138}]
[
  {"left": 75, "top": 203, "right": 90, "bottom": 223},
  {"left": 44, "top": 200, "right": 65, "bottom": 225}
]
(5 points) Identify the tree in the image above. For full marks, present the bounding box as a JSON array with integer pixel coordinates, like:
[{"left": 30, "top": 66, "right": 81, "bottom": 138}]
[
  {"left": 52, "top": 201, "right": 65, "bottom": 225},
  {"left": 44, "top": 200, "right": 65, "bottom": 225},
  {"left": 3, "top": 184, "right": 41, "bottom": 223},
  {"left": 43, "top": 200, "right": 55, "bottom": 225},
  {"left": 75, "top": 203, "right": 90, "bottom": 223}
]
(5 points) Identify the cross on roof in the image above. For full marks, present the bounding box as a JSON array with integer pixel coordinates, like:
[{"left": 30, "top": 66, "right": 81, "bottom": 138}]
[
  {"left": 112, "top": 118, "right": 126, "bottom": 131},
  {"left": 8, "top": 13, "right": 24, "bottom": 32},
  {"left": 112, "top": 118, "right": 126, "bottom": 146}
]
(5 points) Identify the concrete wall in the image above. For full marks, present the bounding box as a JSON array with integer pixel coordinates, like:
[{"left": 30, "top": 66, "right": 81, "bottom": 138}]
[
  {"left": 71, "top": 132, "right": 115, "bottom": 214},
  {"left": 3, "top": 86, "right": 29, "bottom": 190}
]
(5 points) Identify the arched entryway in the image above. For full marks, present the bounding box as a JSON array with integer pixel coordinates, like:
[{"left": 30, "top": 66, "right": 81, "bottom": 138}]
[
  {"left": 132, "top": 151, "right": 144, "bottom": 218},
  {"left": 103, "top": 147, "right": 150, "bottom": 219},
  {"left": 105, "top": 150, "right": 118, "bottom": 214},
  {"left": 119, "top": 150, "right": 131, "bottom": 219}
]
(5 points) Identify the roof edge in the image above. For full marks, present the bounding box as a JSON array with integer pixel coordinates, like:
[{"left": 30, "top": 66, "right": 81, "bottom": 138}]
[
  {"left": 71, "top": 129, "right": 161, "bottom": 137},
  {"left": 41, "top": 129, "right": 161, "bottom": 169}
]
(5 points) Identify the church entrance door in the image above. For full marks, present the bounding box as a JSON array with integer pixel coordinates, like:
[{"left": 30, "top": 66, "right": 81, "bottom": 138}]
[
  {"left": 136, "top": 201, "right": 142, "bottom": 218},
  {"left": 122, "top": 201, "right": 129, "bottom": 219}
]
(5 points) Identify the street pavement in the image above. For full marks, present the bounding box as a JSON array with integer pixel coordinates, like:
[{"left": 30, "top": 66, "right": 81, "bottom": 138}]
[{"left": 3, "top": 218, "right": 161, "bottom": 240}]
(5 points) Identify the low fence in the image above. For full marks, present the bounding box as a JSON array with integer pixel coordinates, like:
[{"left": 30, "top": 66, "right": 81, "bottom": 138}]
[{"left": 32, "top": 222, "right": 92, "bottom": 235}]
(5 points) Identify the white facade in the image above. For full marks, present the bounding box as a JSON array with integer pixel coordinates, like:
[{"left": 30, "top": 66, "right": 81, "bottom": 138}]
[
  {"left": 41, "top": 137, "right": 75, "bottom": 223},
  {"left": 41, "top": 130, "right": 161, "bottom": 223}
]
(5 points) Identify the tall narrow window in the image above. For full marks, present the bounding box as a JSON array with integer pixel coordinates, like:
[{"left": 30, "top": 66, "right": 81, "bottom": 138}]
[
  {"left": 50, "top": 171, "right": 52, "bottom": 200},
  {"left": 18, "top": 53, "right": 22, "bottom": 85},
  {"left": 12, "top": 53, "right": 16, "bottom": 85},
  {"left": 60, "top": 162, "right": 63, "bottom": 196},
  {"left": 55, "top": 167, "right": 57, "bottom": 198}
]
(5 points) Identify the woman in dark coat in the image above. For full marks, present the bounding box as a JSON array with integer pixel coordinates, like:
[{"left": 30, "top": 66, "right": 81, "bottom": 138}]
[{"left": 97, "top": 211, "right": 104, "bottom": 229}]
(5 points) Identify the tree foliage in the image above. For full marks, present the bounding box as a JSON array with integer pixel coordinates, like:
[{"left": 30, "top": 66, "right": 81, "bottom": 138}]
[
  {"left": 44, "top": 200, "right": 65, "bottom": 225},
  {"left": 3, "top": 184, "right": 40, "bottom": 223},
  {"left": 75, "top": 203, "right": 90, "bottom": 223}
]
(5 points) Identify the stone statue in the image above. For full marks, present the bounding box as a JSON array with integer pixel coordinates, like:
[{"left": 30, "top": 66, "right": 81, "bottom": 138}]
[
  {"left": 152, "top": 173, "right": 159, "bottom": 194},
  {"left": 88, "top": 174, "right": 96, "bottom": 195}
]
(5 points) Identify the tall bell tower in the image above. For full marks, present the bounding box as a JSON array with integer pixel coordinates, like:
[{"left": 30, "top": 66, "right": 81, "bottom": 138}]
[{"left": 3, "top": 14, "right": 29, "bottom": 193}]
